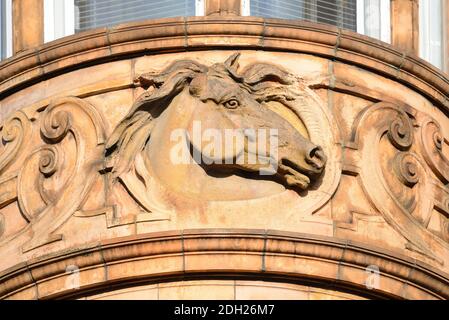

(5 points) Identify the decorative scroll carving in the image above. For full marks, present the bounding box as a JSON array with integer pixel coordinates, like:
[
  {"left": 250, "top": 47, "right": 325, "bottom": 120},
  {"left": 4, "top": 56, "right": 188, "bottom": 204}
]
[
  {"left": 350, "top": 102, "right": 448, "bottom": 260},
  {"left": 419, "top": 118, "right": 449, "bottom": 184},
  {"left": 17, "top": 145, "right": 63, "bottom": 222},
  {"left": 393, "top": 152, "right": 419, "bottom": 188},
  {"left": 387, "top": 115, "right": 414, "bottom": 151},
  {"left": 0, "top": 111, "right": 32, "bottom": 174},
  {"left": 39, "top": 146, "right": 59, "bottom": 178},
  {"left": 0, "top": 76, "right": 446, "bottom": 259},
  {"left": 16, "top": 97, "right": 107, "bottom": 251},
  {"left": 388, "top": 151, "right": 428, "bottom": 216},
  {"left": 0, "top": 54, "right": 341, "bottom": 252}
]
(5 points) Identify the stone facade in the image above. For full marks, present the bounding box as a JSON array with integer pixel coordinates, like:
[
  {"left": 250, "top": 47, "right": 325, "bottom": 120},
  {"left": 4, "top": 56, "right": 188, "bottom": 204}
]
[{"left": 0, "top": 15, "right": 448, "bottom": 300}]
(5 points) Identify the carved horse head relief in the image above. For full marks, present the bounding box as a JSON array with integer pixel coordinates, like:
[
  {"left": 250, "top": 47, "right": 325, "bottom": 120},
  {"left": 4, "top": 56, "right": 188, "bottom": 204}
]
[{"left": 106, "top": 53, "right": 327, "bottom": 201}]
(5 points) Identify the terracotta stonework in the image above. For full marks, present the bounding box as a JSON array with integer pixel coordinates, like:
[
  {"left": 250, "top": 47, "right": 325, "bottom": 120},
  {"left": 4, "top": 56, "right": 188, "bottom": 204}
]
[
  {"left": 391, "top": 0, "right": 419, "bottom": 55},
  {"left": 12, "top": 0, "right": 44, "bottom": 54},
  {"left": 0, "top": 16, "right": 448, "bottom": 300}
]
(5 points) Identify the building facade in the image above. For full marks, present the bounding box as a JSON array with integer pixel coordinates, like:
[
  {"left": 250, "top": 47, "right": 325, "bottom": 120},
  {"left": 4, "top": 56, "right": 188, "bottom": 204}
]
[{"left": 0, "top": 0, "right": 448, "bottom": 299}]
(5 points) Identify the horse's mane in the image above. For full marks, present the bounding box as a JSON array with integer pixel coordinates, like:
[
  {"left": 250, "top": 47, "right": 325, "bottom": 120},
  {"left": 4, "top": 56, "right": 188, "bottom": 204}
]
[{"left": 105, "top": 53, "right": 300, "bottom": 180}]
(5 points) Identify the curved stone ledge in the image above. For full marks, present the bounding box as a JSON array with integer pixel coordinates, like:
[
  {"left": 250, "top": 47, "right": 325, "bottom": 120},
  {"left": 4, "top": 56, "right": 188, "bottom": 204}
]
[
  {"left": 0, "top": 229, "right": 448, "bottom": 300},
  {"left": 0, "top": 16, "right": 448, "bottom": 113}
]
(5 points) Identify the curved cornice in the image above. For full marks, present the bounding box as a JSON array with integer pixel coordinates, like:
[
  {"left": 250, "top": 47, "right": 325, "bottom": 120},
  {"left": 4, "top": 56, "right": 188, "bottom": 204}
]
[
  {"left": 0, "top": 16, "right": 448, "bottom": 114},
  {"left": 0, "top": 229, "right": 448, "bottom": 299}
]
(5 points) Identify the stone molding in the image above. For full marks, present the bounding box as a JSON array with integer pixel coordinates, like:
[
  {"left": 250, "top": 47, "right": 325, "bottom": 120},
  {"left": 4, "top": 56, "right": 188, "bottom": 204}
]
[
  {"left": 0, "top": 229, "right": 448, "bottom": 300},
  {"left": 0, "top": 16, "right": 448, "bottom": 113}
]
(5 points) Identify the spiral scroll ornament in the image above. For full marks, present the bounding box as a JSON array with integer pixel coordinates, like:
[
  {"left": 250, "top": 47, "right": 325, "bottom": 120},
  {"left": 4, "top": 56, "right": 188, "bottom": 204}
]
[
  {"left": 433, "top": 131, "right": 444, "bottom": 151},
  {"left": 0, "top": 111, "right": 31, "bottom": 173},
  {"left": 18, "top": 97, "right": 107, "bottom": 252},
  {"left": 393, "top": 152, "right": 420, "bottom": 188},
  {"left": 419, "top": 118, "right": 449, "bottom": 185},
  {"left": 39, "top": 147, "right": 59, "bottom": 178},
  {"left": 349, "top": 102, "right": 448, "bottom": 260},
  {"left": 41, "top": 109, "right": 71, "bottom": 143},
  {"left": 387, "top": 115, "right": 414, "bottom": 151},
  {"left": 2, "top": 118, "right": 22, "bottom": 143}
]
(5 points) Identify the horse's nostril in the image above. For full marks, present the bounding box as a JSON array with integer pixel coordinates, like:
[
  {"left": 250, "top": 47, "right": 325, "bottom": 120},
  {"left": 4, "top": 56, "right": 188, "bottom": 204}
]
[
  {"left": 307, "top": 146, "right": 326, "bottom": 170},
  {"left": 307, "top": 146, "right": 320, "bottom": 160}
]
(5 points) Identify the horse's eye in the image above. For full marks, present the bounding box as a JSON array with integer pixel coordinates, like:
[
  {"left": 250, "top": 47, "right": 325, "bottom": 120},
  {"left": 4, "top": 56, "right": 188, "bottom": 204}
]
[{"left": 223, "top": 99, "right": 239, "bottom": 109}]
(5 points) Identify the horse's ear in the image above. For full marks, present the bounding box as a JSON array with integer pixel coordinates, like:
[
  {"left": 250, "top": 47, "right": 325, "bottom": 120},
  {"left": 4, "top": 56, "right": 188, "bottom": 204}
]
[
  {"left": 242, "top": 63, "right": 292, "bottom": 86},
  {"left": 224, "top": 53, "right": 241, "bottom": 70}
]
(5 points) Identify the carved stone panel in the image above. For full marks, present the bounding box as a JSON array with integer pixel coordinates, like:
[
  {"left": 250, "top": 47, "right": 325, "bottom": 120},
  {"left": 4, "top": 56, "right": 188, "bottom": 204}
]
[
  {"left": 0, "top": 53, "right": 342, "bottom": 254},
  {"left": 346, "top": 102, "right": 449, "bottom": 262},
  {"left": 0, "top": 51, "right": 448, "bottom": 291}
]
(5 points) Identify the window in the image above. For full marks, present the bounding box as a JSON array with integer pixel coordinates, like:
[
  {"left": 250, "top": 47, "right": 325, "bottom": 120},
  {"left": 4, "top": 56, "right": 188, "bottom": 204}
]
[
  {"left": 419, "top": 0, "right": 443, "bottom": 69},
  {"left": 242, "top": 0, "right": 390, "bottom": 42},
  {"left": 0, "top": 0, "right": 12, "bottom": 60},
  {"left": 45, "top": 0, "right": 204, "bottom": 42}
]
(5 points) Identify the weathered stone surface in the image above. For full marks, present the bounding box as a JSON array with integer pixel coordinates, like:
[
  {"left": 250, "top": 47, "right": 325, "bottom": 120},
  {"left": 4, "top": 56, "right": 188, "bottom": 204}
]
[
  {"left": 12, "top": 0, "right": 44, "bottom": 54},
  {"left": 391, "top": 0, "right": 419, "bottom": 55},
  {"left": 0, "top": 19, "right": 449, "bottom": 300}
]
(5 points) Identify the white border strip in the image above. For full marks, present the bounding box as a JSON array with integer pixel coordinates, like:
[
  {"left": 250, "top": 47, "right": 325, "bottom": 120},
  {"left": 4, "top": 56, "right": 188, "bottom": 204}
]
[
  {"left": 356, "top": 0, "right": 365, "bottom": 35},
  {"left": 196, "top": 0, "right": 205, "bottom": 16},
  {"left": 44, "top": 0, "right": 75, "bottom": 43},
  {"left": 44, "top": 0, "right": 55, "bottom": 43},
  {"left": 64, "top": 0, "right": 75, "bottom": 36},
  {"left": 241, "top": 0, "right": 250, "bottom": 16},
  {"left": 379, "top": 0, "right": 390, "bottom": 43},
  {"left": 5, "top": 0, "right": 12, "bottom": 57}
]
